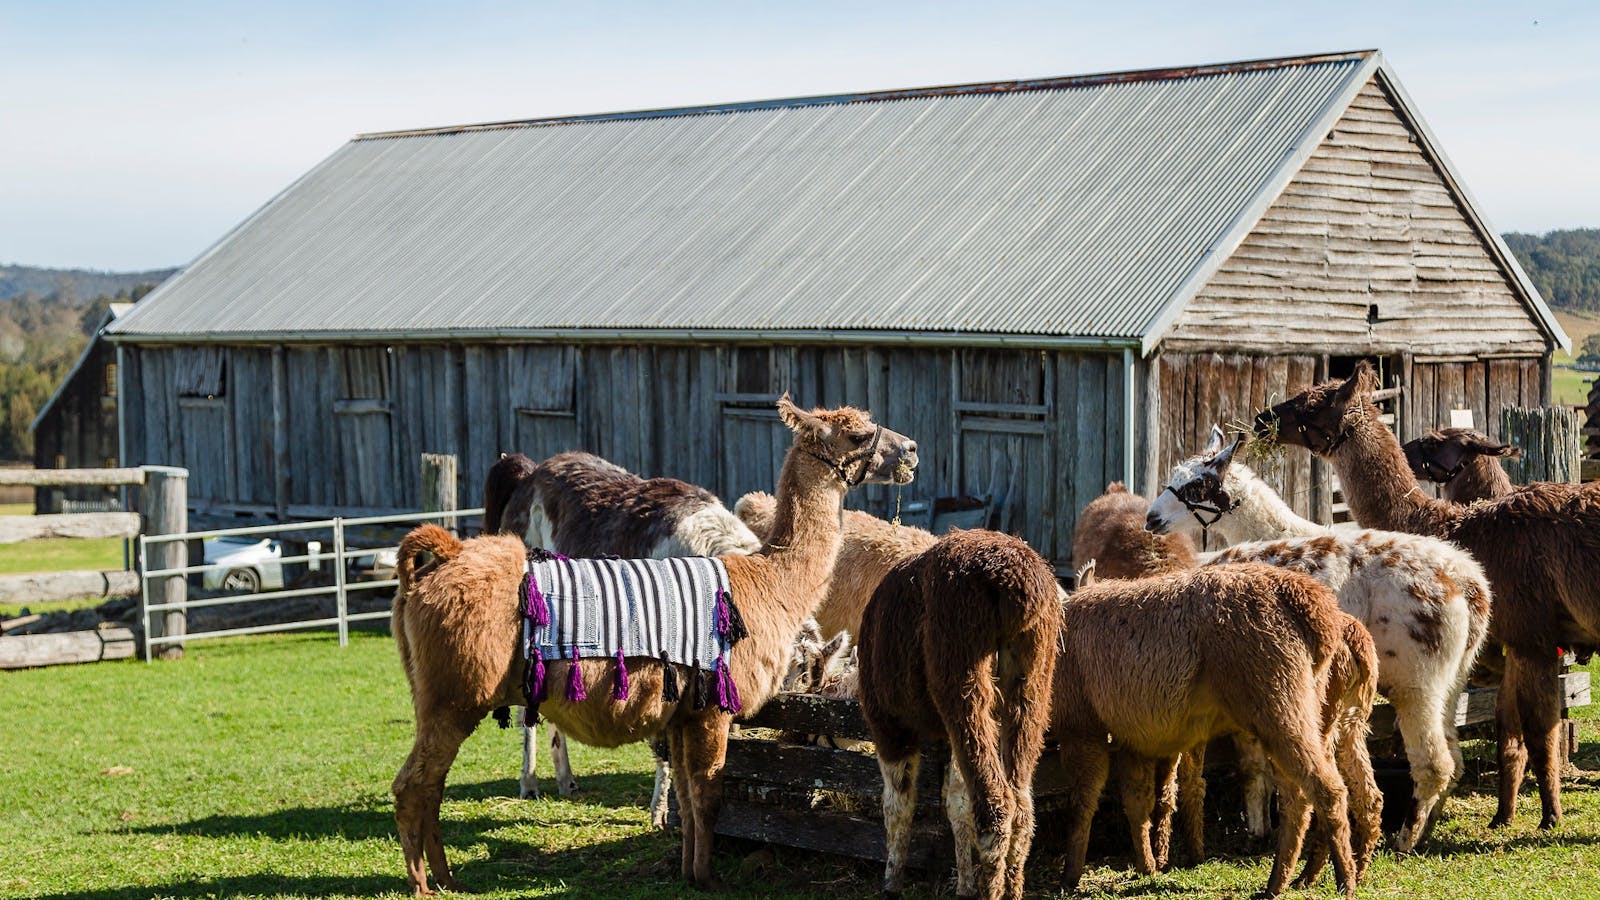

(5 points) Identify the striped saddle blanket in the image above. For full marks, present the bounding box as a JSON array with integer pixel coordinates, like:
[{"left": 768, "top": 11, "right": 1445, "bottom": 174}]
[{"left": 520, "top": 552, "right": 747, "bottom": 717}]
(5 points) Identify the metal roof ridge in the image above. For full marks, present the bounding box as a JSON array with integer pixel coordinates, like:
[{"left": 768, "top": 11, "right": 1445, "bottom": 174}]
[{"left": 353, "top": 49, "right": 1378, "bottom": 141}]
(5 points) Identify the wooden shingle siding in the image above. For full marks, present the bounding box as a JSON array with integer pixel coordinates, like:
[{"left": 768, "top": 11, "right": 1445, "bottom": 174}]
[{"left": 1169, "top": 77, "right": 1546, "bottom": 355}]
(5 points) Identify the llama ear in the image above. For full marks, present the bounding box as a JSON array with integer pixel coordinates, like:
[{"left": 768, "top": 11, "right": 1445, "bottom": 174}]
[
  {"left": 777, "top": 392, "right": 832, "bottom": 440},
  {"left": 1204, "top": 424, "right": 1227, "bottom": 456},
  {"left": 797, "top": 618, "right": 823, "bottom": 645},
  {"left": 1074, "top": 558, "right": 1097, "bottom": 588},
  {"left": 821, "top": 631, "right": 850, "bottom": 661},
  {"left": 1466, "top": 433, "right": 1520, "bottom": 459},
  {"left": 1212, "top": 435, "right": 1243, "bottom": 470}
]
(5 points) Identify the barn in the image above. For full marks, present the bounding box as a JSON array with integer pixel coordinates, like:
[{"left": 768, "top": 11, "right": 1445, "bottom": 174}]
[
  {"left": 30, "top": 303, "right": 131, "bottom": 513},
  {"left": 105, "top": 49, "right": 1567, "bottom": 565}
]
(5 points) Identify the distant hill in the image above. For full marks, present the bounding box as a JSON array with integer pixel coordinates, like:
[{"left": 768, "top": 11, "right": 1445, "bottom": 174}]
[
  {"left": 1503, "top": 228, "right": 1600, "bottom": 314},
  {"left": 0, "top": 263, "right": 176, "bottom": 305}
]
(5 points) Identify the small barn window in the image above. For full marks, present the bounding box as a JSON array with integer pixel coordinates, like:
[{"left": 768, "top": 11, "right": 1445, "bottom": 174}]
[
  {"left": 176, "top": 348, "right": 226, "bottom": 400},
  {"left": 103, "top": 363, "right": 118, "bottom": 398},
  {"left": 334, "top": 347, "right": 393, "bottom": 415}
]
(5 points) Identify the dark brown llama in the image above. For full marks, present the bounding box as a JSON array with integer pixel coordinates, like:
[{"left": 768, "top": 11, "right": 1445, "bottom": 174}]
[
  {"left": 858, "top": 530, "right": 1062, "bottom": 900},
  {"left": 1402, "top": 428, "right": 1519, "bottom": 503},
  {"left": 1258, "top": 361, "right": 1600, "bottom": 829},
  {"left": 391, "top": 397, "right": 917, "bottom": 894}
]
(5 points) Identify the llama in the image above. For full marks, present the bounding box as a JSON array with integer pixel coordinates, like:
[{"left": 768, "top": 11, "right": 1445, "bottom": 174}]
[
  {"left": 483, "top": 451, "right": 761, "bottom": 821},
  {"left": 1402, "top": 428, "right": 1519, "bottom": 503},
  {"left": 1055, "top": 563, "right": 1376, "bottom": 899},
  {"left": 735, "top": 490, "right": 937, "bottom": 638},
  {"left": 1257, "top": 361, "right": 1600, "bottom": 829},
  {"left": 858, "top": 530, "right": 1062, "bottom": 900},
  {"left": 1148, "top": 425, "right": 1494, "bottom": 849},
  {"left": 1071, "top": 482, "right": 1198, "bottom": 579},
  {"left": 391, "top": 397, "right": 917, "bottom": 894}
]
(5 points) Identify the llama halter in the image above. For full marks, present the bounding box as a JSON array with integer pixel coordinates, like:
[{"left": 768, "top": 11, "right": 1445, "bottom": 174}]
[
  {"left": 804, "top": 423, "right": 884, "bottom": 487},
  {"left": 518, "top": 549, "right": 747, "bottom": 725},
  {"left": 1162, "top": 474, "right": 1240, "bottom": 551}
]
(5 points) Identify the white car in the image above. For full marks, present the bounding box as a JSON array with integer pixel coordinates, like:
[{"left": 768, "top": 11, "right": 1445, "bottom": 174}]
[{"left": 202, "top": 536, "right": 285, "bottom": 593}]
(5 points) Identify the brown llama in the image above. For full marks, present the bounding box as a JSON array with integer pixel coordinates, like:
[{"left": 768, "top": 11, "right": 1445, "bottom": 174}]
[
  {"left": 858, "top": 530, "right": 1062, "bottom": 900},
  {"left": 1054, "top": 563, "right": 1375, "bottom": 899},
  {"left": 734, "top": 490, "right": 937, "bottom": 638},
  {"left": 482, "top": 450, "right": 760, "bottom": 820},
  {"left": 1071, "top": 482, "right": 1198, "bottom": 579},
  {"left": 1258, "top": 361, "right": 1600, "bottom": 829},
  {"left": 1402, "top": 428, "right": 1519, "bottom": 503},
  {"left": 391, "top": 397, "right": 917, "bottom": 894}
]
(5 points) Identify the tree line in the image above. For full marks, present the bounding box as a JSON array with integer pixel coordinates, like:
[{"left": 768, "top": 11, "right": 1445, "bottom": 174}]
[{"left": 1503, "top": 228, "right": 1600, "bottom": 313}]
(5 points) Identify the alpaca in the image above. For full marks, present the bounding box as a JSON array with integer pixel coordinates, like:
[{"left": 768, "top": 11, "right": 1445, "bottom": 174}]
[
  {"left": 1148, "top": 425, "right": 1494, "bottom": 849},
  {"left": 1402, "top": 428, "right": 1519, "bottom": 503},
  {"left": 1257, "top": 361, "right": 1600, "bottom": 829},
  {"left": 1071, "top": 482, "right": 1198, "bottom": 578},
  {"left": 780, "top": 626, "right": 865, "bottom": 750},
  {"left": 735, "top": 490, "right": 937, "bottom": 639},
  {"left": 1055, "top": 563, "right": 1375, "bottom": 899},
  {"left": 391, "top": 396, "right": 917, "bottom": 894},
  {"left": 482, "top": 451, "right": 761, "bottom": 820},
  {"left": 858, "top": 530, "right": 1062, "bottom": 900}
]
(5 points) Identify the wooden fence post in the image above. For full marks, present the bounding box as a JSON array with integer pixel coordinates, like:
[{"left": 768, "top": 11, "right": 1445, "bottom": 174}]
[
  {"left": 140, "top": 466, "right": 188, "bottom": 660},
  {"left": 420, "top": 453, "right": 458, "bottom": 525},
  {"left": 1501, "top": 407, "right": 1582, "bottom": 485}
]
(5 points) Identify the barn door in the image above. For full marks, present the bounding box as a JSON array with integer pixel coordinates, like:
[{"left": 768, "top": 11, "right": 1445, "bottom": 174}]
[
  {"left": 509, "top": 346, "right": 579, "bottom": 462},
  {"left": 333, "top": 347, "right": 396, "bottom": 509},
  {"left": 719, "top": 347, "right": 789, "bottom": 501},
  {"left": 175, "top": 347, "right": 231, "bottom": 504},
  {"left": 954, "top": 350, "right": 1052, "bottom": 544}
]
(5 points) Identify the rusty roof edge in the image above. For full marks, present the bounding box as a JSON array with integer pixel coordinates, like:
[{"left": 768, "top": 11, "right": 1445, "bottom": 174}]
[
  {"left": 1135, "top": 52, "right": 1381, "bottom": 357},
  {"left": 1370, "top": 63, "right": 1570, "bottom": 353},
  {"left": 353, "top": 49, "right": 1379, "bottom": 141}
]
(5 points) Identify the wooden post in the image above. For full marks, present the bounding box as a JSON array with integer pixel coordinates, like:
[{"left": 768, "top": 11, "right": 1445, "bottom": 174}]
[
  {"left": 420, "top": 453, "right": 458, "bottom": 524},
  {"left": 140, "top": 466, "right": 188, "bottom": 660},
  {"left": 1501, "top": 407, "right": 1581, "bottom": 485}
]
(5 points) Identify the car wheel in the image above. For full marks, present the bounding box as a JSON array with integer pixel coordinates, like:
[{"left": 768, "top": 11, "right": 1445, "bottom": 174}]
[{"left": 221, "top": 567, "right": 261, "bottom": 593}]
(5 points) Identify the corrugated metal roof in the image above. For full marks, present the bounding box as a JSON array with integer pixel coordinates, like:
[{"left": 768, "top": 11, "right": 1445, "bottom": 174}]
[{"left": 111, "top": 51, "right": 1384, "bottom": 345}]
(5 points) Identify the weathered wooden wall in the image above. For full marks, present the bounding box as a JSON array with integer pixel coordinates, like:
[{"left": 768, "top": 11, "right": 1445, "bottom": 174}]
[
  {"left": 1168, "top": 77, "right": 1547, "bottom": 356},
  {"left": 121, "top": 343, "right": 1126, "bottom": 564},
  {"left": 1405, "top": 357, "right": 1545, "bottom": 440},
  {"left": 31, "top": 340, "right": 121, "bottom": 513}
]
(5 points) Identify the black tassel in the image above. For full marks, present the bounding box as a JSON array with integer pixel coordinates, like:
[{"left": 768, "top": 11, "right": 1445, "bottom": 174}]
[
  {"left": 660, "top": 651, "right": 680, "bottom": 703},
  {"left": 693, "top": 666, "right": 710, "bottom": 710},
  {"left": 492, "top": 706, "right": 511, "bottom": 729},
  {"left": 528, "top": 547, "right": 562, "bottom": 562},
  {"left": 723, "top": 592, "right": 749, "bottom": 644}
]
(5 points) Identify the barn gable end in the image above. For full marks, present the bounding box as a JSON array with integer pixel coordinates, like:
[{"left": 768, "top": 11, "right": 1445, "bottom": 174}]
[{"left": 1166, "top": 75, "right": 1548, "bottom": 355}]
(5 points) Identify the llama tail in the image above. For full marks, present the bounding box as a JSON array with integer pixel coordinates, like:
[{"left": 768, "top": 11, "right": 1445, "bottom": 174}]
[
  {"left": 397, "top": 524, "right": 464, "bottom": 589},
  {"left": 483, "top": 452, "right": 538, "bottom": 535}
]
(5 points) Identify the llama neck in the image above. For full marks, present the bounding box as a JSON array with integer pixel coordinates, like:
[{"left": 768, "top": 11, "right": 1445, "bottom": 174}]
[
  {"left": 1444, "top": 457, "right": 1515, "bottom": 504},
  {"left": 757, "top": 447, "right": 847, "bottom": 619},
  {"left": 1220, "top": 464, "right": 1329, "bottom": 542},
  {"left": 1328, "top": 409, "right": 1455, "bottom": 536}
]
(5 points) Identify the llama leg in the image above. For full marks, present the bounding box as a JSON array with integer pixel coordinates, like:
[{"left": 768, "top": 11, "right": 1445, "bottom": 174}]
[
  {"left": 1339, "top": 719, "right": 1383, "bottom": 882},
  {"left": 668, "top": 725, "right": 698, "bottom": 882},
  {"left": 941, "top": 756, "right": 977, "bottom": 898},
  {"left": 879, "top": 750, "right": 923, "bottom": 897},
  {"left": 647, "top": 737, "right": 672, "bottom": 830},
  {"left": 1492, "top": 673, "right": 1528, "bottom": 829},
  {"left": 1113, "top": 753, "right": 1160, "bottom": 875},
  {"left": 1234, "top": 731, "right": 1274, "bottom": 842},
  {"left": 1262, "top": 727, "right": 1355, "bottom": 900},
  {"left": 1150, "top": 755, "right": 1180, "bottom": 871},
  {"left": 1265, "top": 779, "right": 1312, "bottom": 899},
  {"left": 1507, "top": 650, "right": 1565, "bottom": 829},
  {"left": 1175, "top": 744, "right": 1207, "bottom": 866},
  {"left": 678, "top": 712, "right": 733, "bottom": 889},
  {"left": 1059, "top": 738, "right": 1111, "bottom": 893},
  {"left": 393, "top": 716, "right": 473, "bottom": 896},
  {"left": 1004, "top": 773, "right": 1035, "bottom": 900},
  {"left": 935, "top": 658, "right": 1014, "bottom": 900},
  {"left": 1390, "top": 690, "right": 1453, "bottom": 852},
  {"left": 995, "top": 626, "right": 1054, "bottom": 900},
  {"left": 550, "top": 727, "right": 579, "bottom": 796},
  {"left": 519, "top": 715, "right": 540, "bottom": 800}
]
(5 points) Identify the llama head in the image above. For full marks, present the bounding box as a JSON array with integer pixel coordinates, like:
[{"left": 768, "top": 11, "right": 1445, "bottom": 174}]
[
  {"left": 1145, "top": 424, "right": 1243, "bottom": 538},
  {"left": 1402, "top": 428, "right": 1520, "bottom": 484},
  {"left": 781, "top": 621, "right": 853, "bottom": 693},
  {"left": 776, "top": 393, "right": 918, "bottom": 487},
  {"left": 1254, "top": 360, "right": 1380, "bottom": 456}
]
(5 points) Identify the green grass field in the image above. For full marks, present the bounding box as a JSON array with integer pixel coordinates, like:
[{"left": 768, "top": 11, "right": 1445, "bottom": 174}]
[
  {"left": 0, "top": 502, "right": 129, "bottom": 618},
  {"left": 4, "top": 631, "right": 1600, "bottom": 899},
  {"left": 1552, "top": 308, "right": 1599, "bottom": 406}
]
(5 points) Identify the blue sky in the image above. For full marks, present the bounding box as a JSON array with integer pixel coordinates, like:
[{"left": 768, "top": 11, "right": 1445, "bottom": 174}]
[{"left": 2, "top": 0, "right": 1595, "bottom": 271}]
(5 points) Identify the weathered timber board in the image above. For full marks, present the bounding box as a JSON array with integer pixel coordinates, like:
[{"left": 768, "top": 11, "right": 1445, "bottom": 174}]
[
  {"left": 0, "top": 628, "right": 136, "bottom": 669},
  {"left": 724, "top": 740, "right": 940, "bottom": 799},
  {"left": 742, "top": 692, "right": 872, "bottom": 741},
  {"left": 1367, "top": 673, "right": 1589, "bottom": 743},
  {"left": 0, "top": 513, "right": 141, "bottom": 543},
  {"left": 0, "top": 468, "right": 145, "bottom": 487},
  {"left": 0, "top": 570, "right": 139, "bottom": 604}
]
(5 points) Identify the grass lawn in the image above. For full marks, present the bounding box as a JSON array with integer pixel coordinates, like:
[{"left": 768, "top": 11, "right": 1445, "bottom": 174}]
[
  {"left": 1552, "top": 365, "right": 1595, "bottom": 408},
  {"left": 0, "top": 501, "right": 130, "bottom": 618},
  {"left": 5, "top": 631, "right": 1600, "bottom": 899}
]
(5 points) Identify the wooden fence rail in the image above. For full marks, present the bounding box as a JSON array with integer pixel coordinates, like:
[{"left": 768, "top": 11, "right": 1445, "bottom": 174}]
[
  {"left": 0, "top": 513, "right": 142, "bottom": 544},
  {"left": 0, "top": 468, "right": 147, "bottom": 487}
]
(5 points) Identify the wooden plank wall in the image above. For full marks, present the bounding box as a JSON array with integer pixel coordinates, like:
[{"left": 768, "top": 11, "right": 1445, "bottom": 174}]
[
  {"left": 1406, "top": 357, "right": 1544, "bottom": 441},
  {"left": 123, "top": 342, "right": 1125, "bottom": 564},
  {"left": 1168, "top": 77, "right": 1548, "bottom": 357},
  {"left": 31, "top": 340, "right": 121, "bottom": 512}
]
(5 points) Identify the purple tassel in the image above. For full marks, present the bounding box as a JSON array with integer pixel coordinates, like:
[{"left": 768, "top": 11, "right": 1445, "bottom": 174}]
[
  {"left": 715, "top": 587, "right": 731, "bottom": 637},
  {"left": 526, "top": 575, "right": 550, "bottom": 627},
  {"left": 566, "top": 645, "right": 587, "bottom": 702},
  {"left": 613, "top": 647, "right": 630, "bottom": 701},
  {"left": 714, "top": 656, "right": 742, "bottom": 714},
  {"left": 530, "top": 644, "right": 547, "bottom": 703}
]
